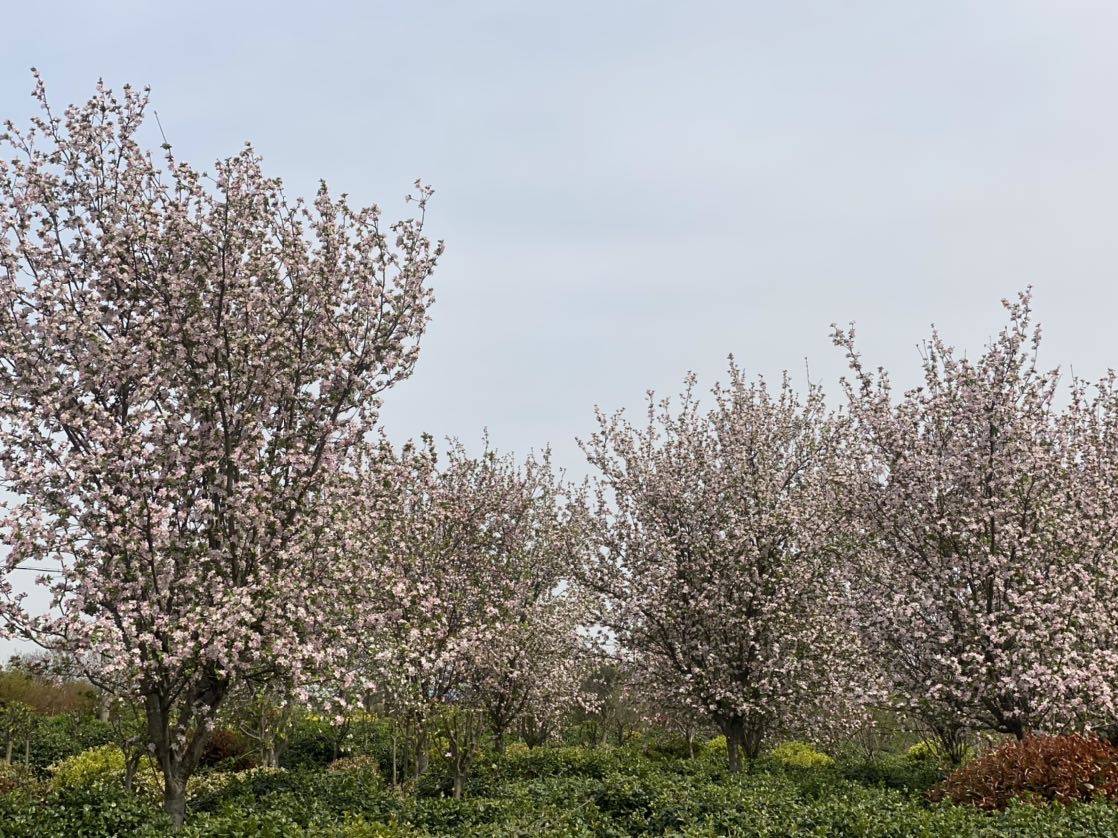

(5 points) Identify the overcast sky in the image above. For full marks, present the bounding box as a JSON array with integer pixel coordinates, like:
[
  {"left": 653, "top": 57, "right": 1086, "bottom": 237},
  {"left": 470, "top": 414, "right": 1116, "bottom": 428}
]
[{"left": 3, "top": 1, "right": 1118, "bottom": 655}]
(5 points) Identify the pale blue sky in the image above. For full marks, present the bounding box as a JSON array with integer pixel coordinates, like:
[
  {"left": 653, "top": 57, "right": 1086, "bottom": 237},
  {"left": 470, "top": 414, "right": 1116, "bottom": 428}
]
[
  {"left": 3, "top": 2, "right": 1118, "bottom": 655},
  {"left": 5, "top": 0, "right": 1118, "bottom": 470}
]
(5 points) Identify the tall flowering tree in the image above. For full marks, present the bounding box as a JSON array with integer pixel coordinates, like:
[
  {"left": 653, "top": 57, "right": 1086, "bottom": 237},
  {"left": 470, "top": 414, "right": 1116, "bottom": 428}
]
[
  {"left": 334, "top": 437, "right": 585, "bottom": 796},
  {"left": 581, "top": 363, "right": 876, "bottom": 771},
  {"left": 0, "top": 77, "right": 440, "bottom": 825},
  {"left": 834, "top": 292, "right": 1118, "bottom": 756}
]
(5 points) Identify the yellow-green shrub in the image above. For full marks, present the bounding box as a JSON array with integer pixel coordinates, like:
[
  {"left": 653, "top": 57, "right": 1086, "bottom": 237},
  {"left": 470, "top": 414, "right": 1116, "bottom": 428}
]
[
  {"left": 187, "top": 766, "right": 285, "bottom": 797},
  {"left": 49, "top": 743, "right": 124, "bottom": 788},
  {"left": 907, "top": 739, "right": 944, "bottom": 762},
  {"left": 906, "top": 738, "right": 972, "bottom": 765},
  {"left": 770, "top": 740, "right": 834, "bottom": 768},
  {"left": 48, "top": 744, "right": 162, "bottom": 797},
  {"left": 701, "top": 735, "right": 727, "bottom": 758}
]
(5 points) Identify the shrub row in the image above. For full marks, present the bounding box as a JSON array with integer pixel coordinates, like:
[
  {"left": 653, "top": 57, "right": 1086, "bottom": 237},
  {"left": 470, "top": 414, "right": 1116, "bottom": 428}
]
[{"left": 0, "top": 741, "right": 1116, "bottom": 836}]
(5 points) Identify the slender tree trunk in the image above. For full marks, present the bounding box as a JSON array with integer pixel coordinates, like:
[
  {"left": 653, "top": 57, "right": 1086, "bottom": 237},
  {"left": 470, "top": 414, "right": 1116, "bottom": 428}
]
[
  {"left": 23, "top": 738, "right": 29, "bottom": 764},
  {"left": 414, "top": 728, "right": 429, "bottom": 779},
  {"left": 449, "top": 731, "right": 464, "bottom": 798},
  {"left": 124, "top": 750, "right": 141, "bottom": 793},
  {"left": 5, "top": 739, "right": 12, "bottom": 764},
  {"left": 493, "top": 728, "right": 505, "bottom": 755},
  {"left": 391, "top": 728, "right": 397, "bottom": 786},
  {"left": 933, "top": 723, "right": 968, "bottom": 766}
]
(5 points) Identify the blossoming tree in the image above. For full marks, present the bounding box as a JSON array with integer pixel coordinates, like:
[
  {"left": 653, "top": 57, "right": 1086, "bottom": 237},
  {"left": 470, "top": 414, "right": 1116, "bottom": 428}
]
[
  {"left": 334, "top": 437, "right": 587, "bottom": 796},
  {"left": 834, "top": 292, "right": 1118, "bottom": 757},
  {"left": 0, "top": 76, "right": 440, "bottom": 826},
  {"left": 581, "top": 362, "right": 876, "bottom": 771},
  {"left": 467, "top": 588, "right": 593, "bottom": 753}
]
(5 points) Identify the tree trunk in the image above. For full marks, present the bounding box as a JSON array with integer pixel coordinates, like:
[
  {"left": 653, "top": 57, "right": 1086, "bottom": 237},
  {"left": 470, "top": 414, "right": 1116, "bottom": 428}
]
[
  {"left": 145, "top": 686, "right": 222, "bottom": 832},
  {"left": 4, "top": 739, "right": 11, "bottom": 764},
  {"left": 743, "top": 723, "right": 764, "bottom": 763},
  {"left": 23, "top": 737, "right": 29, "bottom": 764},
  {"left": 727, "top": 731, "right": 741, "bottom": 773},
  {"left": 722, "top": 716, "right": 745, "bottom": 773},
  {"left": 493, "top": 729, "right": 505, "bottom": 755},
  {"left": 720, "top": 713, "right": 764, "bottom": 773},
  {"left": 164, "top": 773, "right": 187, "bottom": 832},
  {"left": 932, "top": 722, "right": 969, "bottom": 766}
]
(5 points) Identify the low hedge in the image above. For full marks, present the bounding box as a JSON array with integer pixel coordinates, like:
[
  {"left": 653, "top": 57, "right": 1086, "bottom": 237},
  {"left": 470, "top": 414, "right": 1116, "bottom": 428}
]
[{"left": 2, "top": 742, "right": 1118, "bottom": 835}]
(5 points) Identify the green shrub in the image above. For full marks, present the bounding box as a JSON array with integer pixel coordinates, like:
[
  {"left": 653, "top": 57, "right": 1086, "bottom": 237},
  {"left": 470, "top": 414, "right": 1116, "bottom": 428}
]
[
  {"left": 5, "top": 728, "right": 1118, "bottom": 835},
  {"left": 281, "top": 712, "right": 390, "bottom": 770},
  {"left": 0, "top": 778, "right": 168, "bottom": 837},
  {"left": 907, "top": 738, "right": 943, "bottom": 762},
  {"left": 182, "top": 809, "right": 304, "bottom": 837},
  {"left": 840, "top": 751, "right": 945, "bottom": 792},
  {"left": 906, "top": 737, "right": 973, "bottom": 766},
  {"left": 188, "top": 765, "right": 391, "bottom": 828},
  {"left": 281, "top": 714, "right": 337, "bottom": 769},
  {"left": 27, "top": 713, "right": 114, "bottom": 772},
  {"left": 0, "top": 761, "right": 43, "bottom": 797},
  {"left": 329, "top": 755, "right": 382, "bottom": 779}
]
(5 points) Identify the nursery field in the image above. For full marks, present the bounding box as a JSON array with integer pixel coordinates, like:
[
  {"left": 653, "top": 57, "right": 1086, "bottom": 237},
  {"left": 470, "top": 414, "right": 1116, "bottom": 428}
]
[{"left": 2, "top": 711, "right": 1118, "bottom": 837}]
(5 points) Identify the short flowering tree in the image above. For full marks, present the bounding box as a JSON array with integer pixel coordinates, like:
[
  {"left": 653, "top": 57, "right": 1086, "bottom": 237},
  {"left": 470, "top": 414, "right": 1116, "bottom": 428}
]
[
  {"left": 0, "top": 77, "right": 439, "bottom": 826},
  {"left": 622, "top": 657, "right": 711, "bottom": 757},
  {"left": 834, "top": 292, "right": 1118, "bottom": 755},
  {"left": 581, "top": 363, "right": 876, "bottom": 772},
  {"left": 334, "top": 437, "right": 586, "bottom": 796},
  {"left": 468, "top": 590, "right": 593, "bottom": 752}
]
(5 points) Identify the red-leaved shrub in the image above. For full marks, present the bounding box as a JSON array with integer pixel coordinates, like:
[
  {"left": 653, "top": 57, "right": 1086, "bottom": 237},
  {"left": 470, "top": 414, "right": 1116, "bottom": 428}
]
[
  {"left": 929, "top": 734, "right": 1118, "bottom": 810},
  {"left": 199, "top": 728, "right": 255, "bottom": 770}
]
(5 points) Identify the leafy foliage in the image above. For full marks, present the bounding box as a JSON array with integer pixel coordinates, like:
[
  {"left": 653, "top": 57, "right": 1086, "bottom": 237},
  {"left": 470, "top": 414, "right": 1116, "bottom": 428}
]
[
  {"left": 930, "top": 734, "right": 1118, "bottom": 810},
  {"left": 1, "top": 738, "right": 1118, "bottom": 835}
]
